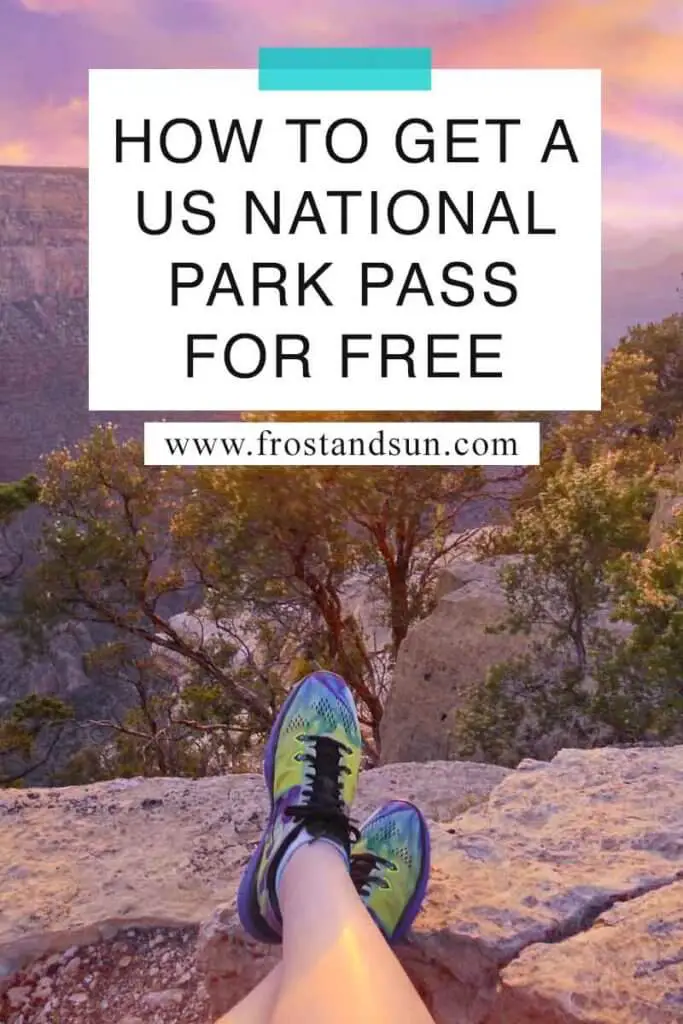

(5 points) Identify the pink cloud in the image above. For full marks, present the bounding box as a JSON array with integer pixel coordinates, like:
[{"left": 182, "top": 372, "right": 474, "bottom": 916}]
[
  {"left": 0, "top": 96, "right": 87, "bottom": 166},
  {"left": 3, "top": 0, "right": 683, "bottom": 183},
  {"left": 431, "top": 0, "right": 683, "bottom": 162},
  {"left": 19, "top": 0, "right": 96, "bottom": 10},
  {"left": 0, "top": 141, "right": 32, "bottom": 164},
  {"left": 435, "top": 0, "right": 683, "bottom": 95},
  {"left": 605, "top": 95, "right": 683, "bottom": 159}
]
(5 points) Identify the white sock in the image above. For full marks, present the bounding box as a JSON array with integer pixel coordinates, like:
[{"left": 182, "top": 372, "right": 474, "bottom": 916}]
[{"left": 274, "top": 829, "right": 349, "bottom": 900}]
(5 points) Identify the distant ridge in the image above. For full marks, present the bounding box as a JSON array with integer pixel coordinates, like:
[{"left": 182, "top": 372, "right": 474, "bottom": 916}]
[{"left": 0, "top": 165, "right": 238, "bottom": 481}]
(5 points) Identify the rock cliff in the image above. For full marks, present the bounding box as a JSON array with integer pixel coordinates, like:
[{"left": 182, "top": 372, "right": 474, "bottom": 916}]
[
  {"left": 2, "top": 746, "right": 682, "bottom": 1023},
  {"left": 0, "top": 167, "right": 87, "bottom": 301},
  {"left": 380, "top": 543, "right": 641, "bottom": 765},
  {"left": 0, "top": 167, "right": 227, "bottom": 760},
  {"left": 380, "top": 555, "right": 534, "bottom": 763},
  {"left": 0, "top": 167, "right": 89, "bottom": 482},
  {"left": 0, "top": 166, "right": 238, "bottom": 483}
]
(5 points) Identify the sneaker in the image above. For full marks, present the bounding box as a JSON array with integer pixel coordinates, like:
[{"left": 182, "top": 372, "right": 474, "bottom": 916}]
[
  {"left": 350, "top": 800, "right": 431, "bottom": 944},
  {"left": 237, "top": 670, "right": 362, "bottom": 943}
]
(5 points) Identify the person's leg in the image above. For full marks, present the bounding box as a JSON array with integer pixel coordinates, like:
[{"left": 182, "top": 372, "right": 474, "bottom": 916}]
[
  {"left": 217, "top": 965, "right": 282, "bottom": 1024},
  {"left": 271, "top": 840, "right": 435, "bottom": 1024},
  {"left": 225, "top": 795, "right": 434, "bottom": 1024},
  {"left": 234, "top": 670, "right": 435, "bottom": 1024}
]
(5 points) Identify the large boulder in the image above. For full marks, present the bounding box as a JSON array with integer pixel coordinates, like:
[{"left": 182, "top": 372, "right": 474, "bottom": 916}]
[
  {"left": 380, "top": 550, "right": 637, "bottom": 766},
  {"left": 3, "top": 747, "right": 683, "bottom": 1023},
  {"left": 0, "top": 760, "right": 506, "bottom": 981},
  {"left": 380, "top": 556, "right": 536, "bottom": 764}
]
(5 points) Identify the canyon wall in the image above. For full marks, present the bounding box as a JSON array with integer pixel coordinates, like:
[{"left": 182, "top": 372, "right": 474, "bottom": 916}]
[{"left": 0, "top": 165, "right": 233, "bottom": 483}]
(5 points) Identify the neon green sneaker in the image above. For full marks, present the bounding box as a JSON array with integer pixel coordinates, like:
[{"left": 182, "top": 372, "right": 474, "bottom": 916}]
[
  {"left": 237, "top": 670, "right": 362, "bottom": 942},
  {"left": 350, "top": 800, "right": 431, "bottom": 943}
]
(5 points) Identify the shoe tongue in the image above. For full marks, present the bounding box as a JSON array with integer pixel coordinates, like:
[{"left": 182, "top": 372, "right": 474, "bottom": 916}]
[
  {"left": 305, "top": 812, "right": 352, "bottom": 855},
  {"left": 310, "top": 774, "right": 340, "bottom": 807}
]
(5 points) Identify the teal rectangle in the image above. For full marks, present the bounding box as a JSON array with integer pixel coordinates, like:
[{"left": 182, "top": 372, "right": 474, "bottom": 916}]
[{"left": 259, "top": 47, "right": 432, "bottom": 91}]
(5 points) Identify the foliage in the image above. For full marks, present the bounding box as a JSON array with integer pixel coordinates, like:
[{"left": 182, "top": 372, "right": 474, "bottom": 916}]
[
  {"left": 456, "top": 453, "right": 658, "bottom": 763},
  {"left": 0, "top": 694, "right": 72, "bottom": 787},
  {"left": 457, "top": 316, "right": 683, "bottom": 766},
  {"left": 20, "top": 413, "right": 498, "bottom": 765},
  {"left": 482, "top": 453, "right": 656, "bottom": 663},
  {"left": 175, "top": 462, "right": 383, "bottom": 739},
  {"left": 12, "top": 315, "right": 683, "bottom": 779},
  {"left": 455, "top": 656, "right": 609, "bottom": 767},
  {"left": 24, "top": 426, "right": 276, "bottom": 720},
  {"left": 0, "top": 475, "right": 67, "bottom": 785},
  {"left": 519, "top": 316, "right": 683, "bottom": 510},
  {"left": 0, "top": 474, "right": 40, "bottom": 521},
  {"left": 0, "top": 473, "right": 40, "bottom": 583},
  {"left": 618, "top": 314, "right": 683, "bottom": 442},
  {"left": 593, "top": 508, "right": 683, "bottom": 742},
  {"left": 178, "top": 409, "right": 496, "bottom": 751},
  {"left": 19, "top": 427, "right": 287, "bottom": 776},
  {"left": 58, "top": 670, "right": 266, "bottom": 783}
]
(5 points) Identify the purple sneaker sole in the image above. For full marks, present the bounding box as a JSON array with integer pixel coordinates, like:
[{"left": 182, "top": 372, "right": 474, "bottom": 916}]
[{"left": 236, "top": 822, "right": 282, "bottom": 944}]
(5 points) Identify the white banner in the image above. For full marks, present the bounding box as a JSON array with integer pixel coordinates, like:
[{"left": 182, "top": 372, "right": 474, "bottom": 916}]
[
  {"left": 144, "top": 420, "right": 541, "bottom": 466},
  {"left": 89, "top": 68, "right": 602, "bottom": 413}
]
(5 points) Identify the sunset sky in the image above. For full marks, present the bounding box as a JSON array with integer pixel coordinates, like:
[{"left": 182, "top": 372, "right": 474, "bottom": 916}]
[
  {"left": 0, "top": 0, "right": 680, "bottom": 352},
  {"left": 0, "top": 0, "right": 681, "bottom": 235}
]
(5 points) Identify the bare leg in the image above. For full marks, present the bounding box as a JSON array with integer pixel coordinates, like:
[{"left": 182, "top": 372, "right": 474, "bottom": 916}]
[
  {"left": 231, "top": 672, "right": 433, "bottom": 1023},
  {"left": 217, "top": 965, "right": 282, "bottom": 1024},
  {"left": 269, "top": 841, "right": 435, "bottom": 1024}
]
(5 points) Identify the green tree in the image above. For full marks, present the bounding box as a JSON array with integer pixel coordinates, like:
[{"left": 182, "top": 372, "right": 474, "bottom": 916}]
[
  {"left": 22, "top": 426, "right": 278, "bottom": 751},
  {"left": 59, "top": 654, "right": 267, "bottom": 782},
  {"left": 618, "top": 314, "right": 683, "bottom": 442},
  {"left": 0, "top": 695, "right": 72, "bottom": 787},
  {"left": 0, "top": 474, "right": 40, "bottom": 583},
  {"left": 516, "top": 315, "right": 683, "bottom": 522},
  {"left": 0, "top": 474, "right": 40, "bottom": 519},
  {"left": 517, "top": 345, "right": 660, "bottom": 513},
  {"left": 594, "top": 508, "right": 683, "bottom": 741},
  {"left": 455, "top": 452, "right": 657, "bottom": 764},
  {"left": 175, "top": 462, "right": 386, "bottom": 750},
  {"left": 177, "top": 411, "right": 491, "bottom": 755},
  {"left": 0, "top": 474, "right": 61, "bottom": 786},
  {"left": 62, "top": 630, "right": 291, "bottom": 780}
]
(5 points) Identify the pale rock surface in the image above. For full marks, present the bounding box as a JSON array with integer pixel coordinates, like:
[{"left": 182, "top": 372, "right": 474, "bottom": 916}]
[
  {"left": 0, "top": 761, "right": 506, "bottom": 980},
  {"left": 202, "top": 746, "right": 683, "bottom": 1023},
  {"left": 380, "top": 555, "right": 538, "bottom": 763},
  {"left": 490, "top": 880, "right": 683, "bottom": 1023},
  {"left": 3, "top": 748, "right": 683, "bottom": 1023}
]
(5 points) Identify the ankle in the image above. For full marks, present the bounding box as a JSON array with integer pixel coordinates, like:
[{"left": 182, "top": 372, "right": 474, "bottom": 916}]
[{"left": 275, "top": 832, "right": 349, "bottom": 904}]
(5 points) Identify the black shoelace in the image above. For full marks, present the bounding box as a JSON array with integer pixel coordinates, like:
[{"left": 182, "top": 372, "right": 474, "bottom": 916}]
[
  {"left": 350, "top": 851, "right": 396, "bottom": 897},
  {"left": 285, "top": 734, "right": 361, "bottom": 847}
]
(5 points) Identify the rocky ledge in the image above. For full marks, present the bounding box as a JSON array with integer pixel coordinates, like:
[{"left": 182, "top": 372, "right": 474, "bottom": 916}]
[{"left": 1, "top": 749, "right": 682, "bottom": 1023}]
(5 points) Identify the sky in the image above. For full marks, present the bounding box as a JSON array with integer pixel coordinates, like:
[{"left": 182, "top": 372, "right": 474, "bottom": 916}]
[
  {"left": 0, "top": 0, "right": 682, "bottom": 234},
  {"left": 0, "top": 0, "right": 681, "bottom": 346},
  {"left": 0, "top": 0, "right": 681, "bottom": 233}
]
